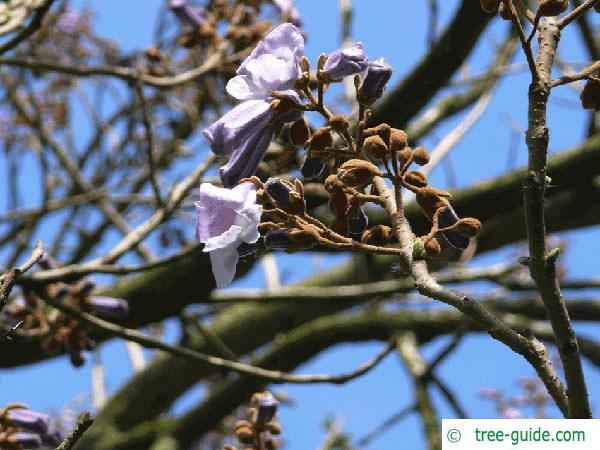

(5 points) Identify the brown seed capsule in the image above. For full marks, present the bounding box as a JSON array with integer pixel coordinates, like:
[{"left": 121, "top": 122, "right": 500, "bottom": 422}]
[
  {"left": 538, "top": 0, "right": 569, "bottom": 16},
  {"left": 329, "top": 114, "right": 350, "bottom": 134},
  {"left": 580, "top": 77, "right": 600, "bottom": 111},
  {"left": 308, "top": 128, "right": 333, "bottom": 151},
  {"left": 338, "top": 159, "right": 384, "bottom": 187},
  {"left": 364, "top": 135, "right": 388, "bottom": 160},
  {"left": 390, "top": 128, "right": 408, "bottom": 152},
  {"left": 235, "top": 426, "right": 255, "bottom": 444},
  {"left": 412, "top": 146, "right": 430, "bottom": 166},
  {"left": 455, "top": 217, "right": 482, "bottom": 238},
  {"left": 424, "top": 237, "right": 441, "bottom": 256},
  {"left": 329, "top": 190, "right": 349, "bottom": 218},
  {"left": 266, "top": 421, "right": 282, "bottom": 435},
  {"left": 361, "top": 225, "right": 392, "bottom": 247},
  {"left": 289, "top": 118, "right": 311, "bottom": 146},
  {"left": 480, "top": 0, "right": 500, "bottom": 13},
  {"left": 404, "top": 170, "right": 428, "bottom": 188}
]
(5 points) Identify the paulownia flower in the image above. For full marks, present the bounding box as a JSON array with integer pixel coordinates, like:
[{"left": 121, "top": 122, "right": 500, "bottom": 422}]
[
  {"left": 196, "top": 183, "right": 262, "bottom": 287},
  {"left": 203, "top": 23, "right": 305, "bottom": 187},
  {"left": 322, "top": 42, "right": 368, "bottom": 81},
  {"left": 168, "top": 0, "right": 207, "bottom": 27}
]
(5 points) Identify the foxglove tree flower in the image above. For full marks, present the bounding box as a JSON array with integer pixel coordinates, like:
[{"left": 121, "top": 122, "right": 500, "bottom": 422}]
[
  {"left": 88, "top": 296, "right": 129, "bottom": 319},
  {"left": 203, "top": 23, "right": 305, "bottom": 187},
  {"left": 322, "top": 42, "right": 368, "bottom": 82},
  {"left": 358, "top": 57, "right": 393, "bottom": 104},
  {"left": 168, "top": 0, "right": 207, "bottom": 28},
  {"left": 196, "top": 182, "right": 262, "bottom": 287}
]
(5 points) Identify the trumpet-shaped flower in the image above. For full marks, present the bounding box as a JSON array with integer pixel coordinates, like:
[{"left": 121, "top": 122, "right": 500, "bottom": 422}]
[
  {"left": 322, "top": 42, "right": 368, "bottom": 81},
  {"left": 196, "top": 182, "right": 262, "bottom": 287},
  {"left": 203, "top": 23, "right": 305, "bottom": 187}
]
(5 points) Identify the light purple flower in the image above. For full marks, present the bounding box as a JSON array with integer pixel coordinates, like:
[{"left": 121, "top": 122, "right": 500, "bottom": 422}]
[
  {"left": 196, "top": 183, "right": 262, "bottom": 288},
  {"left": 272, "top": 0, "right": 302, "bottom": 28},
  {"left": 89, "top": 296, "right": 129, "bottom": 319},
  {"left": 501, "top": 407, "right": 523, "bottom": 419},
  {"left": 203, "top": 23, "right": 305, "bottom": 187},
  {"left": 169, "top": 0, "right": 207, "bottom": 28},
  {"left": 4, "top": 432, "right": 43, "bottom": 449},
  {"left": 5, "top": 409, "right": 51, "bottom": 435},
  {"left": 322, "top": 43, "right": 368, "bottom": 81},
  {"left": 57, "top": 8, "right": 83, "bottom": 35}
]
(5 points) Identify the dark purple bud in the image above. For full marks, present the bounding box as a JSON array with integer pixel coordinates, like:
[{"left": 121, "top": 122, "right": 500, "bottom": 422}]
[
  {"left": 69, "top": 351, "right": 86, "bottom": 368},
  {"left": 4, "top": 432, "right": 42, "bottom": 449},
  {"left": 169, "top": 0, "right": 207, "bottom": 28},
  {"left": 219, "top": 127, "right": 275, "bottom": 188},
  {"left": 89, "top": 296, "right": 129, "bottom": 319},
  {"left": 265, "top": 178, "right": 293, "bottom": 206},
  {"left": 83, "top": 336, "right": 97, "bottom": 351},
  {"left": 348, "top": 207, "right": 368, "bottom": 239},
  {"left": 264, "top": 229, "right": 294, "bottom": 250},
  {"left": 322, "top": 42, "right": 368, "bottom": 81},
  {"left": 77, "top": 280, "right": 96, "bottom": 296},
  {"left": 255, "top": 392, "right": 278, "bottom": 426},
  {"left": 438, "top": 206, "right": 470, "bottom": 250},
  {"left": 54, "top": 285, "right": 70, "bottom": 299},
  {"left": 5, "top": 409, "right": 51, "bottom": 435},
  {"left": 301, "top": 157, "right": 326, "bottom": 180},
  {"left": 359, "top": 58, "right": 393, "bottom": 100},
  {"left": 37, "top": 253, "right": 57, "bottom": 270}
]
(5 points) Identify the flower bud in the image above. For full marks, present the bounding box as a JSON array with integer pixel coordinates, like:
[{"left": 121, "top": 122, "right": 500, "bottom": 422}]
[
  {"left": 424, "top": 237, "right": 441, "bottom": 256},
  {"left": 538, "top": 0, "right": 569, "bottom": 16},
  {"left": 455, "top": 217, "right": 482, "bottom": 238},
  {"left": 289, "top": 118, "right": 311, "bottom": 146},
  {"left": 266, "top": 421, "right": 282, "bottom": 435},
  {"left": 89, "top": 296, "right": 129, "bottom": 319},
  {"left": 301, "top": 157, "right": 326, "bottom": 180},
  {"left": 337, "top": 160, "right": 384, "bottom": 187},
  {"left": 363, "top": 135, "right": 388, "bottom": 160},
  {"left": 361, "top": 225, "right": 392, "bottom": 246},
  {"left": 397, "top": 147, "right": 412, "bottom": 165},
  {"left": 324, "top": 174, "right": 344, "bottom": 193},
  {"left": 169, "top": 0, "right": 207, "bottom": 27},
  {"left": 412, "top": 146, "right": 430, "bottom": 166},
  {"left": 413, "top": 238, "right": 427, "bottom": 259},
  {"left": 264, "top": 178, "right": 294, "bottom": 206},
  {"left": 439, "top": 207, "right": 470, "bottom": 250},
  {"left": 390, "top": 128, "right": 408, "bottom": 152},
  {"left": 1, "top": 431, "right": 43, "bottom": 449},
  {"left": 235, "top": 420, "right": 252, "bottom": 430},
  {"left": 357, "top": 58, "right": 393, "bottom": 105},
  {"left": 321, "top": 42, "right": 368, "bottom": 82},
  {"left": 265, "top": 438, "right": 280, "bottom": 450},
  {"left": 5, "top": 408, "right": 51, "bottom": 435},
  {"left": 329, "top": 190, "right": 349, "bottom": 218},
  {"left": 258, "top": 222, "right": 282, "bottom": 234},
  {"left": 480, "top": 0, "right": 500, "bottom": 13},
  {"left": 235, "top": 426, "right": 254, "bottom": 444},
  {"left": 328, "top": 114, "right": 350, "bottom": 134},
  {"left": 348, "top": 206, "right": 368, "bottom": 239},
  {"left": 580, "top": 77, "right": 600, "bottom": 111},
  {"left": 307, "top": 128, "right": 333, "bottom": 151},
  {"left": 404, "top": 170, "right": 428, "bottom": 188},
  {"left": 255, "top": 392, "right": 278, "bottom": 426}
]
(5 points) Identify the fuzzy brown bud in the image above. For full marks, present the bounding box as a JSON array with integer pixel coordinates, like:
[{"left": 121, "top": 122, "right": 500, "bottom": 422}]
[
  {"left": 412, "top": 146, "right": 430, "bottom": 166},
  {"left": 361, "top": 225, "right": 392, "bottom": 247},
  {"left": 324, "top": 174, "right": 344, "bottom": 193},
  {"left": 455, "top": 217, "right": 482, "bottom": 238},
  {"left": 329, "top": 114, "right": 350, "bottom": 134},
  {"left": 288, "top": 227, "right": 320, "bottom": 249},
  {"left": 538, "top": 0, "right": 569, "bottom": 16},
  {"left": 265, "top": 438, "right": 279, "bottom": 450},
  {"left": 404, "top": 170, "right": 428, "bottom": 188},
  {"left": 235, "top": 420, "right": 252, "bottom": 430},
  {"left": 266, "top": 421, "right": 282, "bottom": 435},
  {"left": 235, "top": 426, "right": 254, "bottom": 444},
  {"left": 424, "top": 237, "right": 441, "bottom": 256},
  {"left": 416, "top": 186, "right": 452, "bottom": 219},
  {"left": 289, "top": 118, "right": 311, "bottom": 146},
  {"left": 581, "top": 77, "right": 600, "bottom": 111},
  {"left": 390, "top": 129, "right": 408, "bottom": 152},
  {"left": 329, "top": 190, "right": 349, "bottom": 218},
  {"left": 397, "top": 147, "right": 412, "bottom": 165},
  {"left": 338, "top": 159, "right": 384, "bottom": 187},
  {"left": 497, "top": 2, "right": 512, "bottom": 19},
  {"left": 480, "top": 0, "right": 500, "bottom": 13},
  {"left": 308, "top": 128, "right": 333, "bottom": 151},
  {"left": 258, "top": 222, "right": 282, "bottom": 234},
  {"left": 363, "top": 135, "right": 388, "bottom": 160}
]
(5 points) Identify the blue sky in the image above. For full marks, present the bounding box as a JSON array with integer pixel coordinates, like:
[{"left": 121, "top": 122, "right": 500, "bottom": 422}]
[{"left": 1, "top": 1, "right": 600, "bottom": 449}]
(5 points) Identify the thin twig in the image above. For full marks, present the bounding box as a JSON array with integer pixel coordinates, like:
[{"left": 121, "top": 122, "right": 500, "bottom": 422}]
[
  {"left": 56, "top": 412, "right": 94, "bottom": 450},
  {"left": 558, "top": 0, "right": 600, "bottom": 29}
]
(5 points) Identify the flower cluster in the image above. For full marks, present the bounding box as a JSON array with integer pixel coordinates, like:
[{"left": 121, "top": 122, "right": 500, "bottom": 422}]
[
  {"left": 197, "top": 22, "right": 481, "bottom": 287},
  {"left": 2, "top": 254, "right": 129, "bottom": 368},
  {"left": 0, "top": 404, "right": 62, "bottom": 449},
  {"left": 223, "top": 391, "right": 281, "bottom": 450},
  {"left": 478, "top": 377, "right": 552, "bottom": 419}
]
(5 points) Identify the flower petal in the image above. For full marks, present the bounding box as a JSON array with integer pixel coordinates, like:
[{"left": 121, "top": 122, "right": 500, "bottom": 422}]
[{"left": 209, "top": 245, "right": 241, "bottom": 288}]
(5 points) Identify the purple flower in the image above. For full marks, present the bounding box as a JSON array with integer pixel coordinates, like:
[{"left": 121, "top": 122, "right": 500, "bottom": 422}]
[
  {"left": 196, "top": 183, "right": 262, "bottom": 287},
  {"left": 348, "top": 206, "right": 368, "bottom": 239},
  {"left": 169, "top": 0, "right": 207, "bottom": 28},
  {"left": 272, "top": 0, "right": 303, "bottom": 28},
  {"left": 264, "top": 229, "right": 294, "bottom": 250},
  {"left": 359, "top": 58, "right": 393, "bottom": 102},
  {"left": 301, "top": 157, "right": 326, "bottom": 180},
  {"left": 322, "top": 43, "right": 368, "bottom": 82},
  {"left": 3, "top": 432, "right": 43, "bottom": 449},
  {"left": 5, "top": 409, "right": 51, "bottom": 435},
  {"left": 203, "top": 23, "right": 305, "bottom": 187},
  {"left": 438, "top": 206, "right": 470, "bottom": 250},
  {"left": 89, "top": 296, "right": 129, "bottom": 319},
  {"left": 56, "top": 9, "right": 83, "bottom": 35},
  {"left": 255, "top": 392, "right": 278, "bottom": 426},
  {"left": 264, "top": 178, "right": 293, "bottom": 206},
  {"left": 501, "top": 407, "right": 523, "bottom": 419}
]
